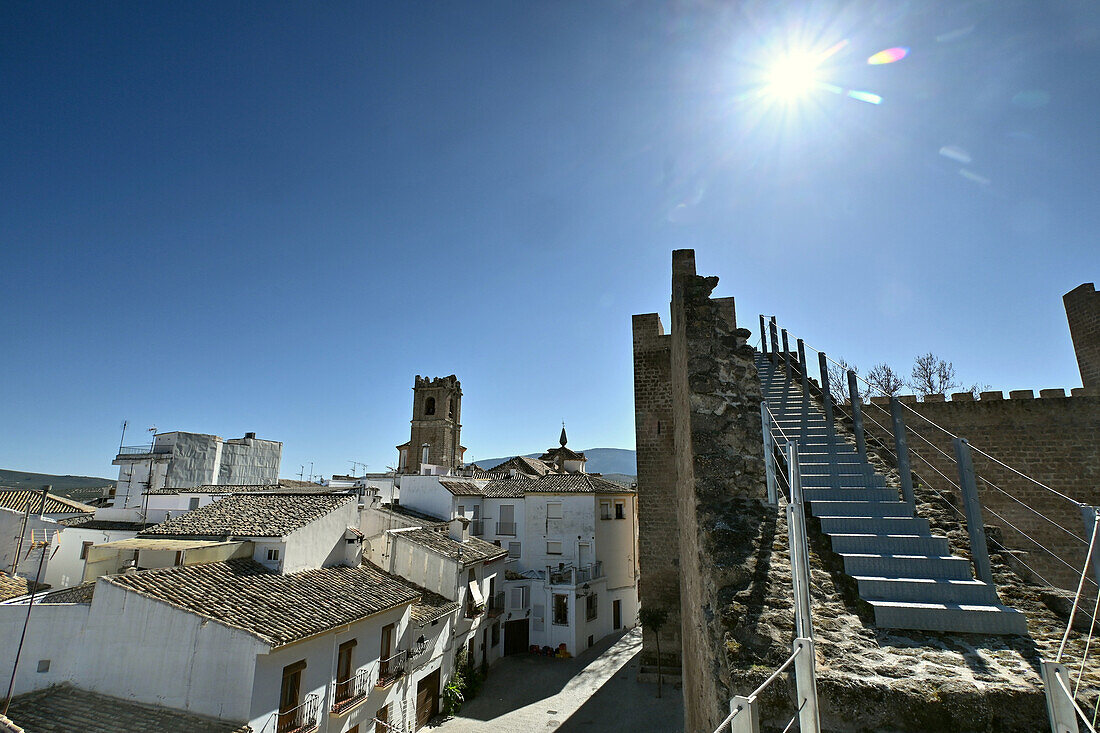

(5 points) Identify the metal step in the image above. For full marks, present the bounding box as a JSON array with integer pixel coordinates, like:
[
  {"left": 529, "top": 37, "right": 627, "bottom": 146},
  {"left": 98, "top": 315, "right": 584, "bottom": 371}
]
[
  {"left": 869, "top": 600, "right": 1028, "bottom": 635},
  {"left": 810, "top": 500, "right": 914, "bottom": 518},
  {"left": 829, "top": 534, "right": 951, "bottom": 556},
  {"left": 854, "top": 576, "right": 1000, "bottom": 605},
  {"left": 841, "top": 553, "right": 974, "bottom": 580},
  {"left": 819, "top": 516, "right": 929, "bottom": 534},
  {"left": 803, "top": 488, "right": 899, "bottom": 503}
]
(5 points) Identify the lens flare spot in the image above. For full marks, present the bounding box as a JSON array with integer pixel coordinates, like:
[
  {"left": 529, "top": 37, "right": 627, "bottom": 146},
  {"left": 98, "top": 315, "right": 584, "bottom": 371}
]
[
  {"left": 847, "top": 90, "right": 883, "bottom": 105},
  {"left": 939, "top": 146, "right": 972, "bottom": 164},
  {"left": 959, "top": 169, "right": 990, "bottom": 186},
  {"left": 867, "top": 47, "right": 909, "bottom": 65}
]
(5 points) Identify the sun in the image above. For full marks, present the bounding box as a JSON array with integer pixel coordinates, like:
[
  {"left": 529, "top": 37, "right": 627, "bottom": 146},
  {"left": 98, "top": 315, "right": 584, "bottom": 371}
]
[{"left": 765, "top": 51, "right": 821, "bottom": 100}]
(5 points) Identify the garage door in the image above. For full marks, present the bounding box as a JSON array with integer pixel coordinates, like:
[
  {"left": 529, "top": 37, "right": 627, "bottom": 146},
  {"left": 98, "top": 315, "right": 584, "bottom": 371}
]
[{"left": 416, "top": 669, "right": 441, "bottom": 729}]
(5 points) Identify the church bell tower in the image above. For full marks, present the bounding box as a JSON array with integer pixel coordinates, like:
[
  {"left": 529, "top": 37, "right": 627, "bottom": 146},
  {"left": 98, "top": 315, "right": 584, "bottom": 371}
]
[{"left": 396, "top": 375, "right": 463, "bottom": 474}]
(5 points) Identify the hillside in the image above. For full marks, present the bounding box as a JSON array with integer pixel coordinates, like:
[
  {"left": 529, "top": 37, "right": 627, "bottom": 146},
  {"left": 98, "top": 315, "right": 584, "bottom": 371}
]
[
  {"left": 0, "top": 469, "right": 114, "bottom": 502},
  {"left": 471, "top": 447, "right": 636, "bottom": 478}
]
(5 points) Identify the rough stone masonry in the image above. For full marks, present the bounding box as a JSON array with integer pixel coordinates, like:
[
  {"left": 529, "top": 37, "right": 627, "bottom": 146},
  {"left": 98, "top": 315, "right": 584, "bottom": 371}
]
[{"left": 634, "top": 251, "right": 1100, "bottom": 732}]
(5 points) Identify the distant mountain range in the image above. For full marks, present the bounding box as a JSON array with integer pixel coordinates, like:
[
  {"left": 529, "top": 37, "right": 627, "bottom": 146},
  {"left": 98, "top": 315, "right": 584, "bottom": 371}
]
[
  {"left": 0, "top": 468, "right": 114, "bottom": 503},
  {"left": 471, "top": 447, "right": 637, "bottom": 481}
]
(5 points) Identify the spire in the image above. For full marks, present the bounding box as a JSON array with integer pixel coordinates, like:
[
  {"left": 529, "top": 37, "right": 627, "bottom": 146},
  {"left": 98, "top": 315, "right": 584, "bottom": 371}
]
[{"left": 560, "top": 422, "right": 568, "bottom": 447}]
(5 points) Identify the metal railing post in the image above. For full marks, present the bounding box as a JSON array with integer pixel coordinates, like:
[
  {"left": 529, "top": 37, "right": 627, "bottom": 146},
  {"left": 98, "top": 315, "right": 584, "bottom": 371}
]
[
  {"left": 889, "top": 397, "right": 916, "bottom": 507},
  {"left": 781, "top": 329, "right": 791, "bottom": 381},
  {"left": 953, "top": 437, "right": 994, "bottom": 585},
  {"left": 793, "top": 638, "right": 821, "bottom": 733},
  {"left": 1041, "top": 661, "right": 1080, "bottom": 733},
  {"left": 797, "top": 338, "right": 809, "bottom": 396},
  {"left": 847, "top": 371, "right": 867, "bottom": 461},
  {"left": 818, "top": 352, "right": 835, "bottom": 442},
  {"left": 729, "top": 695, "right": 759, "bottom": 733},
  {"left": 769, "top": 317, "right": 779, "bottom": 364},
  {"left": 761, "top": 402, "right": 777, "bottom": 505},
  {"left": 786, "top": 441, "right": 812, "bottom": 639},
  {"left": 759, "top": 315, "right": 768, "bottom": 354},
  {"left": 1082, "top": 507, "right": 1100, "bottom": 589}
]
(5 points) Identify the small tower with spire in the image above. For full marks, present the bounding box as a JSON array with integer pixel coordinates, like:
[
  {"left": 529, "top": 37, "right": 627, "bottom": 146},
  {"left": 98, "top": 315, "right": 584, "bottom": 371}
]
[{"left": 539, "top": 422, "right": 587, "bottom": 473}]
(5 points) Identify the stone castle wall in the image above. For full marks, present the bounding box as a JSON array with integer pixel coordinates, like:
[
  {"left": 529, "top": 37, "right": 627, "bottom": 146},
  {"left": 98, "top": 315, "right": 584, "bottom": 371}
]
[
  {"left": 631, "top": 312, "right": 681, "bottom": 670},
  {"left": 1065, "top": 283, "right": 1100, "bottom": 389}
]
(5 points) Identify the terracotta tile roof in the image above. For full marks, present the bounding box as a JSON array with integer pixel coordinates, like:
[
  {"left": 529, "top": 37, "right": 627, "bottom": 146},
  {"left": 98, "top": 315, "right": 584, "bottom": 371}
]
[
  {"left": 0, "top": 490, "right": 94, "bottom": 515},
  {"left": 376, "top": 503, "right": 447, "bottom": 528},
  {"left": 56, "top": 517, "right": 146, "bottom": 530},
  {"left": 5, "top": 685, "right": 250, "bottom": 733},
  {"left": 0, "top": 575, "right": 45, "bottom": 602},
  {"left": 538, "top": 446, "right": 587, "bottom": 462},
  {"left": 438, "top": 480, "right": 484, "bottom": 496},
  {"left": 484, "top": 456, "right": 556, "bottom": 477},
  {"left": 0, "top": 714, "right": 23, "bottom": 733},
  {"left": 141, "top": 494, "right": 354, "bottom": 538},
  {"left": 482, "top": 478, "right": 532, "bottom": 498},
  {"left": 398, "top": 529, "right": 507, "bottom": 566},
  {"left": 408, "top": 582, "right": 461, "bottom": 626},
  {"left": 145, "top": 482, "right": 334, "bottom": 496},
  {"left": 39, "top": 582, "right": 96, "bottom": 604},
  {"left": 103, "top": 559, "right": 419, "bottom": 647},
  {"left": 527, "top": 474, "right": 636, "bottom": 494}
]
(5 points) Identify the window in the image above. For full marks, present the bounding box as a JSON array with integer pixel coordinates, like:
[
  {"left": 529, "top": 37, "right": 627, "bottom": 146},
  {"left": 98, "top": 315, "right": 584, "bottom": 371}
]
[
  {"left": 279, "top": 660, "right": 306, "bottom": 732},
  {"left": 188, "top": 497, "right": 200, "bottom": 510},
  {"left": 267, "top": 548, "right": 280, "bottom": 562},
  {"left": 421, "top": 444, "right": 430, "bottom": 465},
  {"left": 546, "top": 502, "right": 562, "bottom": 520},
  {"left": 586, "top": 593, "right": 598, "bottom": 621},
  {"left": 615, "top": 501, "right": 625, "bottom": 520},
  {"left": 457, "top": 504, "right": 464, "bottom": 517},
  {"left": 509, "top": 586, "right": 530, "bottom": 609},
  {"left": 507, "top": 541, "right": 521, "bottom": 558},
  {"left": 424, "top": 397, "right": 436, "bottom": 415},
  {"left": 552, "top": 594, "right": 569, "bottom": 625},
  {"left": 36, "top": 659, "right": 50, "bottom": 673},
  {"left": 657, "top": 420, "right": 662, "bottom": 435},
  {"left": 379, "top": 624, "right": 395, "bottom": 676},
  {"left": 335, "top": 639, "right": 357, "bottom": 702},
  {"left": 399, "top": 448, "right": 407, "bottom": 470},
  {"left": 600, "top": 501, "right": 612, "bottom": 520},
  {"left": 546, "top": 541, "right": 562, "bottom": 555},
  {"left": 79, "top": 541, "right": 93, "bottom": 560},
  {"left": 375, "top": 704, "right": 389, "bottom": 733},
  {"left": 491, "top": 622, "right": 500, "bottom": 647},
  {"left": 448, "top": 398, "right": 455, "bottom": 419}
]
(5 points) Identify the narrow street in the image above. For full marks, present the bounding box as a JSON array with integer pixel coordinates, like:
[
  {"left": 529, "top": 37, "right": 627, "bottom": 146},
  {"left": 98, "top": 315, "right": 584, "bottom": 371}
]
[{"left": 432, "top": 628, "right": 683, "bottom": 732}]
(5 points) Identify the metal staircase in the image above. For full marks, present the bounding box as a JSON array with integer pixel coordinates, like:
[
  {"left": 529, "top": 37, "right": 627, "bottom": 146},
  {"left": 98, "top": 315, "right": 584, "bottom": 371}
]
[{"left": 757, "top": 351, "right": 1027, "bottom": 635}]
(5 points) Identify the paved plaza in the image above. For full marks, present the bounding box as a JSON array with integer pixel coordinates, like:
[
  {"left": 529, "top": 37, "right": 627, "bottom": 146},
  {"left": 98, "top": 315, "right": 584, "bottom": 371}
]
[{"left": 432, "top": 628, "right": 684, "bottom": 732}]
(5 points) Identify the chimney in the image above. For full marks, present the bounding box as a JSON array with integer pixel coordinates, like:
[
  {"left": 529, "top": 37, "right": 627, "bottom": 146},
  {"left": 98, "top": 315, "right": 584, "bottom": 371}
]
[
  {"left": 244, "top": 432, "right": 256, "bottom": 440},
  {"left": 448, "top": 517, "right": 469, "bottom": 543}
]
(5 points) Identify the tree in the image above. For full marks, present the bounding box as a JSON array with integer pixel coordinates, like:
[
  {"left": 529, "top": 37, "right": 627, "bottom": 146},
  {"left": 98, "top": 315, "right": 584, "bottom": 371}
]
[
  {"left": 639, "top": 605, "right": 670, "bottom": 698},
  {"left": 826, "top": 357, "right": 859, "bottom": 403},
  {"left": 909, "top": 353, "right": 960, "bottom": 397},
  {"left": 865, "top": 363, "right": 904, "bottom": 397}
]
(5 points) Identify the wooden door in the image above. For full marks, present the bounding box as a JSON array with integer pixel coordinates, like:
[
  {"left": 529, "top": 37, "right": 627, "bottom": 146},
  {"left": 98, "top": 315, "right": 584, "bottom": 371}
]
[
  {"left": 504, "top": 619, "right": 529, "bottom": 655},
  {"left": 613, "top": 599, "right": 622, "bottom": 630},
  {"left": 416, "top": 669, "right": 441, "bottom": 728},
  {"left": 379, "top": 623, "right": 394, "bottom": 676},
  {"left": 375, "top": 704, "right": 388, "bottom": 733}
]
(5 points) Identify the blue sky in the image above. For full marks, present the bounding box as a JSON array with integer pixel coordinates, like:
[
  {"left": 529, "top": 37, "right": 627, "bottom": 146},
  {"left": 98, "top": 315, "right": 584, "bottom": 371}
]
[{"left": 2, "top": 1, "right": 1097, "bottom": 480}]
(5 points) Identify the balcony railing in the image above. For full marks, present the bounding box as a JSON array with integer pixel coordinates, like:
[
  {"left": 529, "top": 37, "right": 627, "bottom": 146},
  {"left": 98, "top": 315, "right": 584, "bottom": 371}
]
[
  {"left": 487, "top": 591, "right": 506, "bottom": 617},
  {"left": 276, "top": 693, "right": 320, "bottom": 733},
  {"left": 331, "top": 668, "right": 370, "bottom": 715},
  {"left": 495, "top": 521, "right": 516, "bottom": 536},
  {"left": 376, "top": 650, "right": 407, "bottom": 688},
  {"left": 117, "top": 444, "right": 172, "bottom": 456},
  {"left": 468, "top": 519, "right": 484, "bottom": 536},
  {"left": 549, "top": 562, "right": 603, "bottom": 586}
]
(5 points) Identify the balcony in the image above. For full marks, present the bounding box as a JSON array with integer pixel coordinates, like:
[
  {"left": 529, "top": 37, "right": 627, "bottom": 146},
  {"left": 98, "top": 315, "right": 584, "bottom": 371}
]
[
  {"left": 375, "top": 650, "right": 407, "bottom": 688},
  {"left": 487, "top": 591, "right": 506, "bottom": 617},
  {"left": 495, "top": 521, "right": 516, "bottom": 536},
  {"left": 330, "top": 668, "right": 370, "bottom": 716},
  {"left": 276, "top": 693, "right": 320, "bottom": 733},
  {"left": 117, "top": 444, "right": 172, "bottom": 457},
  {"left": 548, "top": 562, "right": 603, "bottom": 586}
]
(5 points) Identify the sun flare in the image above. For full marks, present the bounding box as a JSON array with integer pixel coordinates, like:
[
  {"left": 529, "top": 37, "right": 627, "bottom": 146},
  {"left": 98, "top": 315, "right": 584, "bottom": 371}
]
[{"left": 765, "top": 52, "right": 820, "bottom": 100}]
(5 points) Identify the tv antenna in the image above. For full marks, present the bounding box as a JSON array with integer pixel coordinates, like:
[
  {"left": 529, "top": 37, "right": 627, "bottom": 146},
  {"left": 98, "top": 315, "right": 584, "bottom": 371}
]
[
  {"left": 348, "top": 460, "right": 368, "bottom": 477},
  {"left": 119, "top": 420, "right": 129, "bottom": 451}
]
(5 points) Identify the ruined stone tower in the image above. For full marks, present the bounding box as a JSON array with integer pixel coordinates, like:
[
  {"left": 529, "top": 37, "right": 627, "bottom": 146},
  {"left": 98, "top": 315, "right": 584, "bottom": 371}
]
[
  {"left": 396, "top": 375, "right": 463, "bottom": 474},
  {"left": 1065, "top": 283, "right": 1100, "bottom": 390}
]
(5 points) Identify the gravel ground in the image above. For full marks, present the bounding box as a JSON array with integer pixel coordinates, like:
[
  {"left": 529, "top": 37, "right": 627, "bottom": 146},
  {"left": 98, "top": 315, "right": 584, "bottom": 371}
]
[{"left": 429, "top": 627, "right": 684, "bottom": 732}]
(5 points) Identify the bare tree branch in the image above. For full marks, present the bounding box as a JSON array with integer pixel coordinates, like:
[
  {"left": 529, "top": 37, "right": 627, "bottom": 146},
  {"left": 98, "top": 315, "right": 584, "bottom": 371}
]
[{"left": 865, "top": 362, "right": 905, "bottom": 397}]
